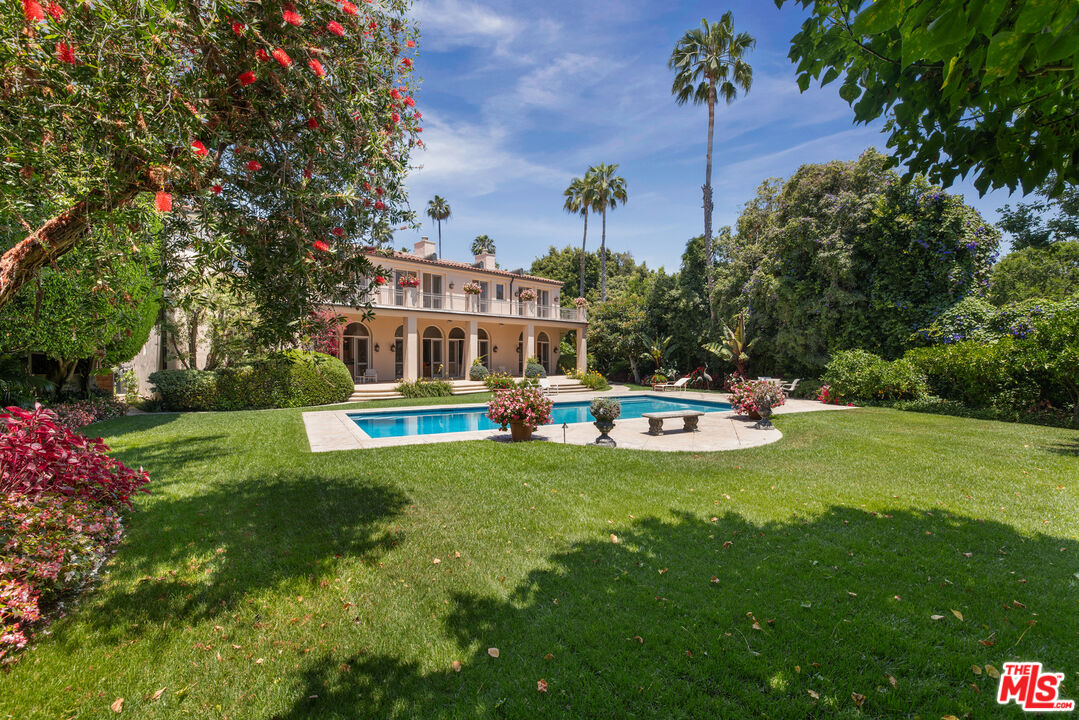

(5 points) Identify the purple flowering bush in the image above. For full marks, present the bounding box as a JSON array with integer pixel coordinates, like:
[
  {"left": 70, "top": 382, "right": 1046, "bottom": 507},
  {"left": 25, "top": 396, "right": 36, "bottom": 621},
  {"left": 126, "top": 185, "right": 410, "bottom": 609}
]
[
  {"left": 50, "top": 395, "right": 127, "bottom": 430},
  {"left": 486, "top": 387, "right": 553, "bottom": 432}
]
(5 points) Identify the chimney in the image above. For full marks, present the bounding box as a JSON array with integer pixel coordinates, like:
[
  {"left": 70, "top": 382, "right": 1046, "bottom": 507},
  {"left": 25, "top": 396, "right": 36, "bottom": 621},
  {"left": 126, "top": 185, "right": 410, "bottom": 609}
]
[
  {"left": 474, "top": 251, "right": 496, "bottom": 270},
  {"left": 413, "top": 236, "right": 436, "bottom": 259}
]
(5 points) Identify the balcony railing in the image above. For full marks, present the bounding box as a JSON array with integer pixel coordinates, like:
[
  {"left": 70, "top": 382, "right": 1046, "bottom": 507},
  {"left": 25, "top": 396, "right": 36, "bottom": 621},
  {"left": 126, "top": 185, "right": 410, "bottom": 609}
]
[{"left": 364, "top": 286, "right": 586, "bottom": 321}]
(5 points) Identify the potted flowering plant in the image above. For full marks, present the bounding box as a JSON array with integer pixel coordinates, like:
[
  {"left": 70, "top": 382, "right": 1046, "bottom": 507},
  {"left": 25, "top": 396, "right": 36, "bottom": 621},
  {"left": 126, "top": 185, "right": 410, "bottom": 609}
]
[
  {"left": 518, "top": 288, "right": 536, "bottom": 302},
  {"left": 462, "top": 281, "right": 482, "bottom": 295},
  {"left": 589, "top": 397, "right": 621, "bottom": 447},
  {"left": 486, "top": 387, "right": 553, "bottom": 441},
  {"left": 727, "top": 376, "right": 786, "bottom": 421},
  {"left": 398, "top": 274, "right": 420, "bottom": 288},
  {"left": 572, "top": 296, "right": 589, "bottom": 309}
]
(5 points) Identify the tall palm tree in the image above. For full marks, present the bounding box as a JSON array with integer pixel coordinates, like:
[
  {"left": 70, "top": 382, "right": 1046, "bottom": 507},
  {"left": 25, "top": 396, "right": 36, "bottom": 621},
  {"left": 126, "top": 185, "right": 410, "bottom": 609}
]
[
  {"left": 425, "top": 195, "right": 452, "bottom": 259},
  {"left": 669, "top": 14, "right": 755, "bottom": 297},
  {"left": 562, "top": 176, "right": 595, "bottom": 298},
  {"left": 470, "top": 234, "right": 495, "bottom": 255},
  {"left": 584, "top": 163, "right": 627, "bottom": 302}
]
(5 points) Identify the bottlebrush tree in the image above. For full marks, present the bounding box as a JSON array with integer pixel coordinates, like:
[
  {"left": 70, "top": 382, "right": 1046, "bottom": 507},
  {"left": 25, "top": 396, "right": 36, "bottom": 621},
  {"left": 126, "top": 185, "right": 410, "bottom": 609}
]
[{"left": 1, "top": 0, "right": 421, "bottom": 343}]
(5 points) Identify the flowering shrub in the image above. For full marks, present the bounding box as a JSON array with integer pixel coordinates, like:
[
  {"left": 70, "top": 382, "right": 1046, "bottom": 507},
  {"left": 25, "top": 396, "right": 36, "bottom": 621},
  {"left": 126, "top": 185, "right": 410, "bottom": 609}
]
[
  {"left": 817, "top": 384, "right": 837, "bottom": 404},
  {"left": 518, "top": 288, "right": 537, "bottom": 302},
  {"left": 567, "top": 369, "right": 610, "bottom": 391},
  {"left": 486, "top": 387, "right": 553, "bottom": 431},
  {"left": 307, "top": 309, "right": 345, "bottom": 357},
  {"left": 462, "top": 281, "right": 482, "bottom": 295},
  {"left": 483, "top": 372, "right": 517, "bottom": 391},
  {"left": 398, "top": 274, "right": 421, "bottom": 288},
  {"left": 573, "top": 296, "right": 589, "bottom": 309},
  {"left": 727, "top": 377, "right": 786, "bottom": 417},
  {"left": 589, "top": 398, "right": 622, "bottom": 422},
  {"left": 49, "top": 395, "right": 126, "bottom": 430},
  {"left": 685, "top": 366, "right": 714, "bottom": 390},
  {"left": 0, "top": 405, "right": 149, "bottom": 509},
  {"left": 1, "top": 494, "right": 124, "bottom": 664}
]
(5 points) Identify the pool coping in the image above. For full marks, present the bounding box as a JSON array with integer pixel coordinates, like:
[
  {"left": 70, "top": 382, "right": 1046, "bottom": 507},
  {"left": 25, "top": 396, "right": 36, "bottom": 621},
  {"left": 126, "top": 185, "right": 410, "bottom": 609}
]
[{"left": 302, "top": 390, "right": 852, "bottom": 453}]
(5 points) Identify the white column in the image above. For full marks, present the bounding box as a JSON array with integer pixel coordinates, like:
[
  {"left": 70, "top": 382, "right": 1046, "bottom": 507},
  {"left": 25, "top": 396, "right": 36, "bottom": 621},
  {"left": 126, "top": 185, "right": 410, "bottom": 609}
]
[
  {"left": 405, "top": 315, "right": 418, "bottom": 381},
  {"left": 466, "top": 319, "right": 478, "bottom": 373},
  {"left": 576, "top": 328, "right": 587, "bottom": 373},
  {"left": 525, "top": 323, "right": 535, "bottom": 363}
]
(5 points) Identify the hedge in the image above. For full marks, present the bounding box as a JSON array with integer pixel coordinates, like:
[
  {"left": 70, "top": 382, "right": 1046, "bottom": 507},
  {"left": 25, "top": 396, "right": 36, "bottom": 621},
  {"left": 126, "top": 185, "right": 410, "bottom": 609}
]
[{"left": 150, "top": 351, "right": 353, "bottom": 411}]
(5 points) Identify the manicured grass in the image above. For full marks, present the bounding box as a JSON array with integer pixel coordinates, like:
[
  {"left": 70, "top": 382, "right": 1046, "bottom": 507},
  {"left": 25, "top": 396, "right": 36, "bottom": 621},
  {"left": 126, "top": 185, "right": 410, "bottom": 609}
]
[{"left": 2, "top": 404, "right": 1077, "bottom": 718}]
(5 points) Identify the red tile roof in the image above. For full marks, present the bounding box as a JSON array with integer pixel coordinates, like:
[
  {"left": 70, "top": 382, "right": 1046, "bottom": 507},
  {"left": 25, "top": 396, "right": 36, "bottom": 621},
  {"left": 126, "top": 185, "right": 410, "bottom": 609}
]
[{"left": 362, "top": 249, "right": 563, "bottom": 285}]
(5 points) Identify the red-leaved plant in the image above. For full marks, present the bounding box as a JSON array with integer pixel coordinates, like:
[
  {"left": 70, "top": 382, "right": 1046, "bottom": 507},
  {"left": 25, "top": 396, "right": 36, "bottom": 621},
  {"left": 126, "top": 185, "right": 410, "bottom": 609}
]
[{"left": 0, "top": 405, "right": 149, "bottom": 510}]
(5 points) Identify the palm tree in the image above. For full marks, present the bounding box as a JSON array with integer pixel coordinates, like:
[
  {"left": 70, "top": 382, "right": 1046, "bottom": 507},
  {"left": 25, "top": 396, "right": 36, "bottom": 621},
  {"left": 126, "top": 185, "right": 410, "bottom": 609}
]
[
  {"left": 470, "top": 234, "right": 495, "bottom": 255},
  {"left": 425, "top": 195, "right": 452, "bottom": 259},
  {"left": 584, "top": 163, "right": 627, "bottom": 302},
  {"left": 562, "top": 176, "right": 595, "bottom": 298},
  {"left": 669, "top": 14, "right": 755, "bottom": 297}
]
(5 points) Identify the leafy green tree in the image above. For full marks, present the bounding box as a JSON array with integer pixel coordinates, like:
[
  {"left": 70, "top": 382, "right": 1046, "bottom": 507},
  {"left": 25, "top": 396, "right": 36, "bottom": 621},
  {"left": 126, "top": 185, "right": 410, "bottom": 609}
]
[
  {"left": 775, "top": 0, "right": 1079, "bottom": 195},
  {"left": 669, "top": 13, "right": 755, "bottom": 293},
  {"left": 1, "top": 0, "right": 419, "bottom": 346},
  {"left": 584, "top": 164, "right": 627, "bottom": 302},
  {"left": 713, "top": 150, "right": 1000, "bottom": 376},
  {"left": 529, "top": 245, "right": 648, "bottom": 304},
  {"left": 426, "top": 196, "right": 452, "bottom": 259},
  {"left": 997, "top": 174, "right": 1079, "bottom": 251},
  {"left": 989, "top": 242, "right": 1079, "bottom": 305},
  {"left": 586, "top": 295, "right": 648, "bottom": 383},
  {"left": 563, "top": 176, "right": 596, "bottom": 297},
  {"left": 470, "top": 234, "right": 495, "bottom": 256}
]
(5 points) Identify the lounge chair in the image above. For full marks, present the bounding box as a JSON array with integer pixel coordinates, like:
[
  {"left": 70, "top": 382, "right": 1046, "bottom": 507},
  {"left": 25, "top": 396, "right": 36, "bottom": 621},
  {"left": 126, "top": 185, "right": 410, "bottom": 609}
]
[
  {"left": 361, "top": 369, "right": 378, "bottom": 384},
  {"left": 539, "top": 378, "right": 554, "bottom": 395},
  {"left": 653, "top": 377, "right": 689, "bottom": 392},
  {"left": 781, "top": 378, "right": 800, "bottom": 393}
]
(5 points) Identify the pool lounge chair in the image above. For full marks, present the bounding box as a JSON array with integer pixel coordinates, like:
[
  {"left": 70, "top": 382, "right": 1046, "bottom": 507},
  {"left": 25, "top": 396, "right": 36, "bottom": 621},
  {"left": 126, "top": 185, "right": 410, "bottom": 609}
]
[
  {"left": 539, "top": 378, "right": 554, "bottom": 396},
  {"left": 653, "top": 377, "right": 689, "bottom": 392},
  {"left": 781, "top": 378, "right": 800, "bottom": 393}
]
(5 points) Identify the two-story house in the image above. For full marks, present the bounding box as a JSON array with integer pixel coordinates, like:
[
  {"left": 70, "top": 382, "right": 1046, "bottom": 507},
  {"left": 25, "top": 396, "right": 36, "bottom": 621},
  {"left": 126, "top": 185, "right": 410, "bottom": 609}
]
[{"left": 330, "top": 238, "right": 588, "bottom": 383}]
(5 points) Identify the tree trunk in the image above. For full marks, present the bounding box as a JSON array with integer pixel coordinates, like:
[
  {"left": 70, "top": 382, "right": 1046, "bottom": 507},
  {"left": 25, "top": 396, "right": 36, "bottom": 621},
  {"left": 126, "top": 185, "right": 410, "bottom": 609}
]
[
  {"left": 437, "top": 220, "right": 442, "bottom": 259},
  {"left": 704, "top": 79, "right": 716, "bottom": 323},
  {"left": 628, "top": 354, "right": 640, "bottom": 384},
  {"left": 600, "top": 207, "right": 608, "bottom": 302},
  {"left": 0, "top": 187, "right": 139, "bottom": 310},
  {"left": 579, "top": 212, "right": 588, "bottom": 298}
]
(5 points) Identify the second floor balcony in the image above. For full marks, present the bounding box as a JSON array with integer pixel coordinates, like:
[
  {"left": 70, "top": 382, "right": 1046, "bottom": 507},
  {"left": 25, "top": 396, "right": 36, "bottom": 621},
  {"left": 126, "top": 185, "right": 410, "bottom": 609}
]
[{"left": 363, "top": 285, "right": 586, "bottom": 322}]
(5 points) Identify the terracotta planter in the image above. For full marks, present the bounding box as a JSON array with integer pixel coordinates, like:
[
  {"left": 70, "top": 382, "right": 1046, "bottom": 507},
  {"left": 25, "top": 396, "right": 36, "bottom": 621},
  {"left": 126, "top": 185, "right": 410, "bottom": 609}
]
[{"left": 509, "top": 420, "right": 533, "bottom": 442}]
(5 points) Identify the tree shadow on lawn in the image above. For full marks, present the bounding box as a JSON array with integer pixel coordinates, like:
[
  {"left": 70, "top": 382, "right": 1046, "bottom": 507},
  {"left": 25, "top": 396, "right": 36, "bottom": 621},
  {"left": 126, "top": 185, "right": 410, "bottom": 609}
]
[
  {"left": 278, "top": 507, "right": 1078, "bottom": 720},
  {"left": 78, "top": 475, "right": 409, "bottom": 643}
]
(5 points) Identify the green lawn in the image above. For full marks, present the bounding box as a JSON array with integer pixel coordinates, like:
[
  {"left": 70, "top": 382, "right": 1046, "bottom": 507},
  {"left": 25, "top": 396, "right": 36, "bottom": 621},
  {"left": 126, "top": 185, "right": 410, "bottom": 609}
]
[{"left": 2, "top": 403, "right": 1077, "bottom": 719}]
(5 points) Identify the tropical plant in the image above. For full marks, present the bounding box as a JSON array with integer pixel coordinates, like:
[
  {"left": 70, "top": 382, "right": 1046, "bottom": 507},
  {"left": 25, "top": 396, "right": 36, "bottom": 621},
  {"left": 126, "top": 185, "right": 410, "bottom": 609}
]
[
  {"left": 704, "top": 312, "right": 757, "bottom": 376},
  {"left": 669, "top": 13, "right": 755, "bottom": 295},
  {"left": 470, "top": 234, "right": 495, "bottom": 256},
  {"left": 584, "top": 164, "right": 628, "bottom": 301},
  {"left": 563, "top": 176, "right": 596, "bottom": 297},
  {"left": 426, "top": 196, "right": 452, "bottom": 259},
  {"left": 774, "top": 0, "right": 1079, "bottom": 195},
  {"left": 1, "top": 0, "right": 420, "bottom": 346},
  {"left": 642, "top": 335, "right": 674, "bottom": 373}
]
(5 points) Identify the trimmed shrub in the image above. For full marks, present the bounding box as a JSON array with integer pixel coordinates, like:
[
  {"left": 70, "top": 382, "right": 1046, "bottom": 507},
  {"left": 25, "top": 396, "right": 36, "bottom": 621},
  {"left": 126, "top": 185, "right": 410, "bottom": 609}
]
[
  {"left": 904, "top": 341, "right": 1022, "bottom": 409},
  {"left": 821, "top": 350, "right": 928, "bottom": 404},
  {"left": 524, "top": 362, "right": 547, "bottom": 379},
  {"left": 469, "top": 363, "right": 490, "bottom": 381},
  {"left": 396, "top": 378, "right": 453, "bottom": 398},
  {"left": 148, "top": 369, "right": 219, "bottom": 411}
]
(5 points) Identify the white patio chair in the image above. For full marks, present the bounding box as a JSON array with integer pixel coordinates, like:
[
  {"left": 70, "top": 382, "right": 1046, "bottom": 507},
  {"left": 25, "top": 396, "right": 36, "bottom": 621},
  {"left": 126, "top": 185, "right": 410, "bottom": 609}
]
[
  {"left": 362, "top": 369, "right": 378, "bottom": 384},
  {"left": 781, "top": 378, "right": 800, "bottom": 393},
  {"left": 653, "top": 377, "right": 689, "bottom": 392}
]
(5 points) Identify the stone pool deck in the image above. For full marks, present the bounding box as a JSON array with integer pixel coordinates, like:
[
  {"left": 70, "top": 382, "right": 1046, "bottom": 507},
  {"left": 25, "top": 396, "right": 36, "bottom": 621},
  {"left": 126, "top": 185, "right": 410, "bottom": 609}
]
[{"left": 302, "top": 389, "right": 853, "bottom": 453}]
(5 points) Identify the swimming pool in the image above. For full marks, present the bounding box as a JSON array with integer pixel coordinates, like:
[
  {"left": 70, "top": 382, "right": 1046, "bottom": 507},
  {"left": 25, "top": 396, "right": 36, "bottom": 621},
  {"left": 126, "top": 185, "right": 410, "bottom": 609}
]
[{"left": 348, "top": 395, "right": 732, "bottom": 439}]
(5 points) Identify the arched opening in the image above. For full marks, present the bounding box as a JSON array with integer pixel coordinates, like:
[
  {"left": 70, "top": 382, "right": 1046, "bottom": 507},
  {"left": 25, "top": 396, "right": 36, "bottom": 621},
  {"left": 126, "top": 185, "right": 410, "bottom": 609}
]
[
  {"left": 447, "top": 327, "right": 466, "bottom": 378},
  {"left": 422, "top": 326, "right": 444, "bottom": 378},
  {"left": 477, "top": 328, "right": 490, "bottom": 370},
  {"left": 393, "top": 325, "right": 403, "bottom": 379},
  {"left": 342, "top": 323, "right": 370, "bottom": 382},
  {"left": 537, "top": 332, "right": 551, "bottom": 375}
]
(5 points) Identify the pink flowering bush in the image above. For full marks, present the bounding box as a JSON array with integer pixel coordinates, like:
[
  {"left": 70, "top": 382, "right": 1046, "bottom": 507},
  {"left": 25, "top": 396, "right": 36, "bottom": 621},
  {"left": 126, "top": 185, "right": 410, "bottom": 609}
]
[
  {"left": 486, "top": 387, "right": 553, "bottom": 432},
  {"left": 307, "top": 310, "right": 345, "bottom": 358},
  {"left": 1, "top": 494, "right": 124, "bottom": 663},
  {"left": 728, "top": 377, "right": 786, "bottom": 417},
  {"left": 50, "top": 395, "right": 127, "bottom": 430}
]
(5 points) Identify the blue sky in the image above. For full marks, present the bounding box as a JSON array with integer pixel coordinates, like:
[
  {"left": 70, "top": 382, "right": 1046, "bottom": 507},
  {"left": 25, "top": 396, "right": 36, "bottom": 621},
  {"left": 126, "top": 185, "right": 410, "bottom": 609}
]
[{"left": 396, "top": 0, "right": 1020, "bottom": 272}]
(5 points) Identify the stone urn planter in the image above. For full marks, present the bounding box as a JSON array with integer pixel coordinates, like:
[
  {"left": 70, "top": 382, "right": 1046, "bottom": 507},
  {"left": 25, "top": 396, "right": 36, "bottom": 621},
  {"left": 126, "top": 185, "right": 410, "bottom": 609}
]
[
  {"left": 589, "top": 397, "right": 621, "bottom": 447},
  {"left": 592, "top": 419, "right": 615, "bottom": 447},
  {"left": 509, "top": 420, "right": 532, "bottom": 442}
]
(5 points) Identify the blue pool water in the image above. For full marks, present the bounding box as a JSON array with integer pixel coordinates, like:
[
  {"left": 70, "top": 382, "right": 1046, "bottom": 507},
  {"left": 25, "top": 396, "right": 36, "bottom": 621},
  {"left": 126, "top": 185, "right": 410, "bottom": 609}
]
[{"left": 349, "top": 395, "right": 732, "bottom": 439}]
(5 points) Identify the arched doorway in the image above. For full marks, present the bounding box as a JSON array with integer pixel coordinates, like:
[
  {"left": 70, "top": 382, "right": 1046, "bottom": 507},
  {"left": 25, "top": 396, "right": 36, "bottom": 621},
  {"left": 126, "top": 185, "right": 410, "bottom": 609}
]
[
  {"left": 477, "top": 328, "right": 490, "bottom": 369},
  {"left": 342, "top": 323, "right": 370, "bottom": 382},
  {"left": 447, "top": 327, "right": 465, "bottom": 378},
  {"left": 393, "top": 325, "right": 403, "bottom": 379},
  {"left": 422, "top": 326, "right": 443, "bottom": 378},
  {"left": 537, "top": 332, "right": 550, "bottom": 374}
]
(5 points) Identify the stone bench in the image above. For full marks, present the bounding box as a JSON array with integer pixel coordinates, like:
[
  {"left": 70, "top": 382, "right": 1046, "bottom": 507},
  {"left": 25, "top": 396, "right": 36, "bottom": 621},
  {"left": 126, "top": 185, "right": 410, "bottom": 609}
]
[{"left": 642, "top": 410, "right": 704, "bottom": 436}]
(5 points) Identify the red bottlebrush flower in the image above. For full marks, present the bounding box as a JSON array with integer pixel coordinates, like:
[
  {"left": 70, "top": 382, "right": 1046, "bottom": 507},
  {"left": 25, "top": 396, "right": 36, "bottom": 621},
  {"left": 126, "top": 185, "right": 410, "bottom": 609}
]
[
  {"left": 256, "top": 48, "right": 270, "bottom": 63},
  {"left": 45, "top": 2, "right": 63, "bottom": 20},
  {"left": 55, "top": 42, "right": 75, "bottom": 64},
  {"left": 282, "top": 9, "right": 303, "bottom": 26},
  {"left": 416, "top": 126, "right": 423, "bottom": 132},
  {"left": 327, "top": 21, "right": 345, "bottom": 36},
  {"left": 374, "top": 201, "right": 386, "bottom": 210},
  {"left": 375, "top": 275, "right": 387, "bottom": 285},
  {"left": 363, "top": 198, "right": 372, "bottom": 208},
  {"left": 313, "top": 240, "right": 330, "bottom": 252},
  {"left": 341, "top": 1, "right": 358, "bottom": 15},
  {"left": 362, "top": 181, "right": 371, "bottom": 191},
  {"left": 246, "top": 160, "right": 262, "bottom": 172},
  {"left": 231, "top": 20, "right": 244, "bottom": 36},
  {"left": 272, "top": 48, "right": 292, "bottom": 68},
  {"left": 368, "top": 21, "right": 377, "bottom": 30},
  {"left": 404, "top": 96, "right": 415, "bottom": 107},
  {"left": 401, "top": 58, "right": 412, "bottom": 68},
  {"left": 391, "top": 112, "right": 400, "bottom": 124},
  {"left": 414, "top": 110, "right": 422, "bottom": 120},
  {"left": 307, "top": 117, "right": 319, "bottom": 129},
  {"left": 239, "top": 70, "right": 257, "bottom": 86},
  {"left": 24, "top": 0, "right": 45, "bottom": 22},
  {"left": 191, "top": 140, "right": 209, "bottom": 157},
  {"left": 212, "top": 185, "right": 223, "bottom": 195},
  {"left": 302, "top": 168, "right": 312, "bottom": 179},
  {"left": 308, "top": 58, "right": 325, "bottom": 77},
  {"left": 331, "top": 227, "right": 345, "bottom": 237},
  {"left": 389, "top": 88, "right": 401, "bottom": 100},
  {"left": 154, "top": 191, "right": 172, "bottom": 212},
  {"left": 407, "top": 39, "right": 415, "bottom": 48}
]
